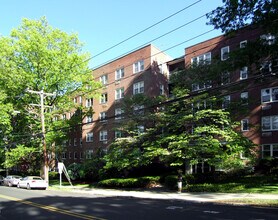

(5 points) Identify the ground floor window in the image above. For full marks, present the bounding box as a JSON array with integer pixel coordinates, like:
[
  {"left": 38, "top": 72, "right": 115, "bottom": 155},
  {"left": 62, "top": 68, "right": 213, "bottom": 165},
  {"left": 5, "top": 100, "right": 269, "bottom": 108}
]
[{"left": 262, "top": 144, "right": 278, "bottom": 158}]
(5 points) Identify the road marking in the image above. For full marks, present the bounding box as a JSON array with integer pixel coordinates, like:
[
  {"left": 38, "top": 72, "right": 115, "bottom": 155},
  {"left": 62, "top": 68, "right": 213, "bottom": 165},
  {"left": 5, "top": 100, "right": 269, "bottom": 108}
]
[
  {"left": 0, "top": 194, "right": 106, "bottom": 220},
  {"left": 166, "top": 206, "right": 183, "bottom": 210},
  {"left": 203, "top": 210, "right": 220, "bottom": 214}
]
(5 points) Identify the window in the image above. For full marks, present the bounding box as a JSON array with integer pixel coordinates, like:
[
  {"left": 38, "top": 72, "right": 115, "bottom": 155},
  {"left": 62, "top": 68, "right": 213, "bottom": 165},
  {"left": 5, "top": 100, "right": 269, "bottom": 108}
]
[
  {"left": 100, "top": 74, "right": 108, "bottom": 85},
  {"left": 222, "top": 95, "right": 230, "bottom": 109},
  {"left": 240, "top": 40, "right": 247, "bottom": 48},
  {"left": 133, "top": 60, "right": 144, "bottom": 73},
  {"left": 79, "top": 96, "right": 82, "bottom": 104},
  {"left": 80, "top": 138, "right": 82, "bottom": 146},
  {"left": 100, "top": 130, "right": 108, "bottom": 141},
  {"left": 73, "top": 97, "right": 78, "bottom": 103},
  {"left": 221, "top": 72, "right": 230, "bottom": 85},
  {"left": 137, "top": 125, "right": 145, "bottom": 134},
  {"left": 115, "top": 87, "right": 124, "bottom": 100},
  {"left": 261, "top": 34, "right": 276, "bottom": 45},
  {"left": 262, "top": 144, "right": 278, "bottom": 158},
  {"left": 74, "top": 138, "right": 77, "bottom": 146},
  {"left": 62, "top": 114, "right": 67, "bottom": 120},
  {"left": 115, "top": 68, "right": 124, "bottom": 80},
  {"left": 134, "top": 105, "right": 144, "bottom": 115},
  {"left": 159, "top": 84, "right": 165, "bottom": 95},
  {"left": 86, "top": 98, "right": 93, "bottom": 107},
  {"left": 133, "top": 81, "right": 144, "bottom": 94},
  {"left": 115, "top": 108, "right": 124, "bottom": 120},
  {"left": 240, "top": 92, "right": 248, "bottom": 105},
  {"left": 221, "top": 46, "right": 229, "bottom": 61},
  {"left": 86, "top": 114, "right": 93, "bottom": 123},
  {"left": 262, "top": 115, "right": 278, "bottom": 131},
  {"left": 241, "top": 119, "right": 249, "bottom": 131},
  {"left": 86, "top": 132, "right": 93, "bottom": 142},
  {"left": 100, "top": 93, "right": 108, "bottom": 104},
  {"left": 100, "top": 111, "right": 107, "bottom": 122},
  {"left": 74, "top": 152, "right": 78, "bottom": 159},
  {"left": 192, "top": 81, "right": 212, "bottom": 92},
  {"left": 261, "top": 87, "right": 278, "bottom": 103},
  {"left": 69, "top": 152, "right": 72, "bottom": 159},
  {"left": 191, "top": 52, "right": 211, "bottom": 65},
  {"left": 240, "top": 67, "right": 248, "bottom": 80},
  {"left": 80, "top": 152, "right": 83, "bottom": 159},
  {"left": 62, "top": 152, "right": 66, "bottom": 159},
  {"left": 86, "top": 150, "right": 93, "bottom": 159},
  {"left": 115, "top": 130, "right": 123, "bottom": 138}
]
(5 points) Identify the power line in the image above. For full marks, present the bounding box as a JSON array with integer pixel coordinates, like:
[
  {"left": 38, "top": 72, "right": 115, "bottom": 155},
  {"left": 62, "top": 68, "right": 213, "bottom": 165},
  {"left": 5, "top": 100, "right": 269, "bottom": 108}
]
[{"left": 82, "top": 0, "right": 202, "bottom": 65}]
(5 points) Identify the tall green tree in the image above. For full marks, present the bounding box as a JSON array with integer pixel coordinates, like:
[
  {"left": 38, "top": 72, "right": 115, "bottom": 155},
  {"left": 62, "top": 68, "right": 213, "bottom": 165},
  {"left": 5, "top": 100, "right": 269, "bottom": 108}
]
[
  {"left": 206, "top": 0, "right": 278, "bottom": 33},
  {"left": 0, "top": 17, "right": 101, "bottom": 171}
]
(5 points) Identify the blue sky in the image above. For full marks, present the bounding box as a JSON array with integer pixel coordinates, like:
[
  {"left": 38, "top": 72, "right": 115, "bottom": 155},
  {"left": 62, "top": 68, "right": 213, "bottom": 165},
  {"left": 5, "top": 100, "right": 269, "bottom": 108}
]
[{"left": 0, "top": 0, "right": 223, "bottom": 69}]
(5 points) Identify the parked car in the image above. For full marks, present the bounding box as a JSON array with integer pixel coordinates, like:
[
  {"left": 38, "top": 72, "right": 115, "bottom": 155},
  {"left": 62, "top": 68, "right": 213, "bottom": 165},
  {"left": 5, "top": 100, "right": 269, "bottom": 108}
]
[
  {"left": 0, "top": 175, "right": 3, "bottom": 185},
  {"left": 17, "top": 176, "right": 47, "bottom": 190},
  {"left": 3, "top": 175, "right": 22, "bottom": 187}
]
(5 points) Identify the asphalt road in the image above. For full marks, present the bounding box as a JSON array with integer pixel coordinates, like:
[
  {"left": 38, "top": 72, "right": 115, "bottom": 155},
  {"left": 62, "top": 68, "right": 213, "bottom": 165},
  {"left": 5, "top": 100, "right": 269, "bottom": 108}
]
[{"left": 0, "top": 186, "right": 278, "bottom": 220}]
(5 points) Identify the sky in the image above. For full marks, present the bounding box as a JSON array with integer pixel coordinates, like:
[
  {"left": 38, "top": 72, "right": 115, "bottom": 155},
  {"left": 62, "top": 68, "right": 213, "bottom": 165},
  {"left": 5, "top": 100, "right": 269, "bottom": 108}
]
[{"left": 0, "top": 0, "right": 224, "bottom": 69}]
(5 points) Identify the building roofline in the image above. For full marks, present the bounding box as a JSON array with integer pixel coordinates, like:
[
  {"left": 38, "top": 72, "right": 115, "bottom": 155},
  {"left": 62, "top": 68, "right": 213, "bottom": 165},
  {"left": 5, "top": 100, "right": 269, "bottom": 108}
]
[{"left": 92, "top": 44, "right": 168, "bottom": 71}]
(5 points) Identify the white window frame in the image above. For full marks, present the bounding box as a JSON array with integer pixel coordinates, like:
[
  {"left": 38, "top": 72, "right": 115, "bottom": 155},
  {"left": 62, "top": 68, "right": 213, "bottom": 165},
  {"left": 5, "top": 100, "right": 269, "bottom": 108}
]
[
  {"left": 86, "top": 114, "right": 93, "bottom": 123},
  {"left": 100, "top": 93, "right": 108, "bottom": 104},
  {"left": 86, "top": 98, "right": 93, "bottom": 107},
  {"left": 86, "top": 150, "right": 93, "bottom": 159},
  {"left": 100, "top": 111, "right": 107, "bottom": 122},
  {"left": 240, "top": 92, "right": 248, "bottom": 105},
  {"left": 133, "top": 81, "right": 144, "bottom": 95},
  {"left": 86, "top": 132, "right": 93, "bottom": 142},
  {"left": 115, "top": 108, "right": 124, "bottom": 120},
  {"left": 100, "top": 130, "right": 108, "bottom": 141},
  {"left": 115, "top": 130, "right": 123, "bottom": 139},
  {"left": 262, "top": 115, "right": 278, "bottom": 131},
  {"left": 133, "top": 60, "right": 144, "bottom": 73},
  {"left": 134, "top": 105, "right": 144, "bottom": 115},
  {"left": 74, "top": 138, "right": 77, "bottom": 146},
  {"left": 240, "top": 66, "right": 248, "bottom": 80},
  {"left": 262, "top": 144, "right": 278, "bottom": 158},
  {"left": 241, "top": 119, "right": 249, "bottom": 131},
  {"left": 221, "top": 46, "right": 229, "bottom": 61},
  {"left": 115, "top": 87, "right": 124, "bottom": 100},
  {"left": 222, "top": 95, "right": 231, "bottom": 109},
  {"left": 115, "top": 67, "right": 124, "bottom": 80},
  {"left": 191, "top": 52, "right": 211, "bottom": 65},
  {"left": 240, "top": 40, "right": 247, "bottom": 48},
  {"left": 261, "top": 87, "right": 278, "bottom": 103},
  {"left": 62, "top": 152, "right": 66, "bottom": 159},
  {"left": 159, "top": 84, "right": 165, "bottom": 95},
  {"left": 100, "top": 74, "right": 108, "bottom": 85}
]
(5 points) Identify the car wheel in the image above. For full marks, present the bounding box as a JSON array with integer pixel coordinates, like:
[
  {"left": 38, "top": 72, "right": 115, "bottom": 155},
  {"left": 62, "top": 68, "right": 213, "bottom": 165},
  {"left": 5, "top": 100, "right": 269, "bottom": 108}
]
[
  {"left": 27, "top": 183, "right": 31, "bottom": 190},
  {"left": 8, "top": 182, "right": 12, "bottom": 187}
]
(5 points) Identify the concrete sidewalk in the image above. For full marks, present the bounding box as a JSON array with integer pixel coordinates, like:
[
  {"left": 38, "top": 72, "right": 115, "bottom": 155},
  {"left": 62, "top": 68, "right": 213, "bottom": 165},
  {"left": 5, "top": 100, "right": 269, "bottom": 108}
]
[{"left": 55, "top": 186, "right": 278, "bottom": 203}]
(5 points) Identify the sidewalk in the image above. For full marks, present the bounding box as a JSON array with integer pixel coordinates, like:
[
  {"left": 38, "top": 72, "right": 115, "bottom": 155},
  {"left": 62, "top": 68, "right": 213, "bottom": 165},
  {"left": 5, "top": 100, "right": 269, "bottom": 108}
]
[{"left": 53, "top": 186, "right": 278, "bottom": 203}]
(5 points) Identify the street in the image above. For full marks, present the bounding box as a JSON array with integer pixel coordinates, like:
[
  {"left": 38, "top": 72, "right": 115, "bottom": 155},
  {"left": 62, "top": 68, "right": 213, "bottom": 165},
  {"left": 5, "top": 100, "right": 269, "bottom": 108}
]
[{"left": 0, "top": 186, "right": 278, "bottom": 220}]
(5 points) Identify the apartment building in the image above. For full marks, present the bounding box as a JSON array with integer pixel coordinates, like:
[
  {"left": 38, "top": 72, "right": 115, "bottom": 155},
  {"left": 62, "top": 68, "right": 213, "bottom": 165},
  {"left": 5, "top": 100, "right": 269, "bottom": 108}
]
[
  {"left": 62, "top": 44, "right": 172, "bottom": 164},
  {"left": 180, "top": 26, "right": 278, "bottom": 159}
]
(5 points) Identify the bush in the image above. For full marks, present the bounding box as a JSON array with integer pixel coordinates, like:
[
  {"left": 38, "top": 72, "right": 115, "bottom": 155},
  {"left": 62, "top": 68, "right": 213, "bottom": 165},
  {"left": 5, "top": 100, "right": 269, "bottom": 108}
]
[{"left": 98, "top": 176, "right": 161, "bottom": 188}]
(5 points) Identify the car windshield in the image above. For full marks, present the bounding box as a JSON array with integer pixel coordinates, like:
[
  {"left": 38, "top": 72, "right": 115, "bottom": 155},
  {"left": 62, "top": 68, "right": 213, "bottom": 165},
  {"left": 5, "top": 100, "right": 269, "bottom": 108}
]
[{"left": 33, "top": 177, "right": 42, "bottom": 180}]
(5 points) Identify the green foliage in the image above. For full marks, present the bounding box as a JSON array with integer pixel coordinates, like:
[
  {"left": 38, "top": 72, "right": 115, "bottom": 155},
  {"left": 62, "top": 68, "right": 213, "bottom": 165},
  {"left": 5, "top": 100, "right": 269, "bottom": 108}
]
[
  {"left": 206, "top": 0, "right": 278, "bottom": 34},
  {"left": 98, "top": 176, "right": 161, "bottom": 188},
  {"left": 0, "top": 17, "right": 101, "bottom": 170}
]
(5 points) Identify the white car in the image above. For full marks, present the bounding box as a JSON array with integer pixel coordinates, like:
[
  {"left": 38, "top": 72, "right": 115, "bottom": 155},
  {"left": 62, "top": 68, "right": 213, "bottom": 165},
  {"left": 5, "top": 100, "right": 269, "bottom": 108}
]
[
  {"left": 3, "top": 175, "right": 22, "bottom": 187},
  {"left": 17, "top": 176, "right": 47, "bottom": 190}
]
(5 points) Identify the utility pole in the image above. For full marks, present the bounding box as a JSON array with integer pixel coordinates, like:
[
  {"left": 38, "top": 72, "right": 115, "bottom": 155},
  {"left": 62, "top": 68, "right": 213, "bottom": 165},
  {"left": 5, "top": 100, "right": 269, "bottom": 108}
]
[{"left": 26, "top": 89, "right": 55, "bottom": 185}]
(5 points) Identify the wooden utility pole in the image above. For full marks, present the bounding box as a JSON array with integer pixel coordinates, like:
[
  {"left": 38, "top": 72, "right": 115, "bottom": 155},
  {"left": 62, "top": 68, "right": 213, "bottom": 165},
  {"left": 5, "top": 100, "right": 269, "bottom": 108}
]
[{"left": 26, "top": 89, "right": 55, "bottom": 185}]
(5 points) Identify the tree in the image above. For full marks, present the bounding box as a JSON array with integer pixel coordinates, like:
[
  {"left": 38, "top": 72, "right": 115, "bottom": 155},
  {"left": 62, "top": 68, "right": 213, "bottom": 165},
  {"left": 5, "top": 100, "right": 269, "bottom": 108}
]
[
  {"left": 0, "top": 17, "right": 101, "bottom": 172},
  {"left": 206, "top": 0, "right": 278, "bottom": 33}
]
